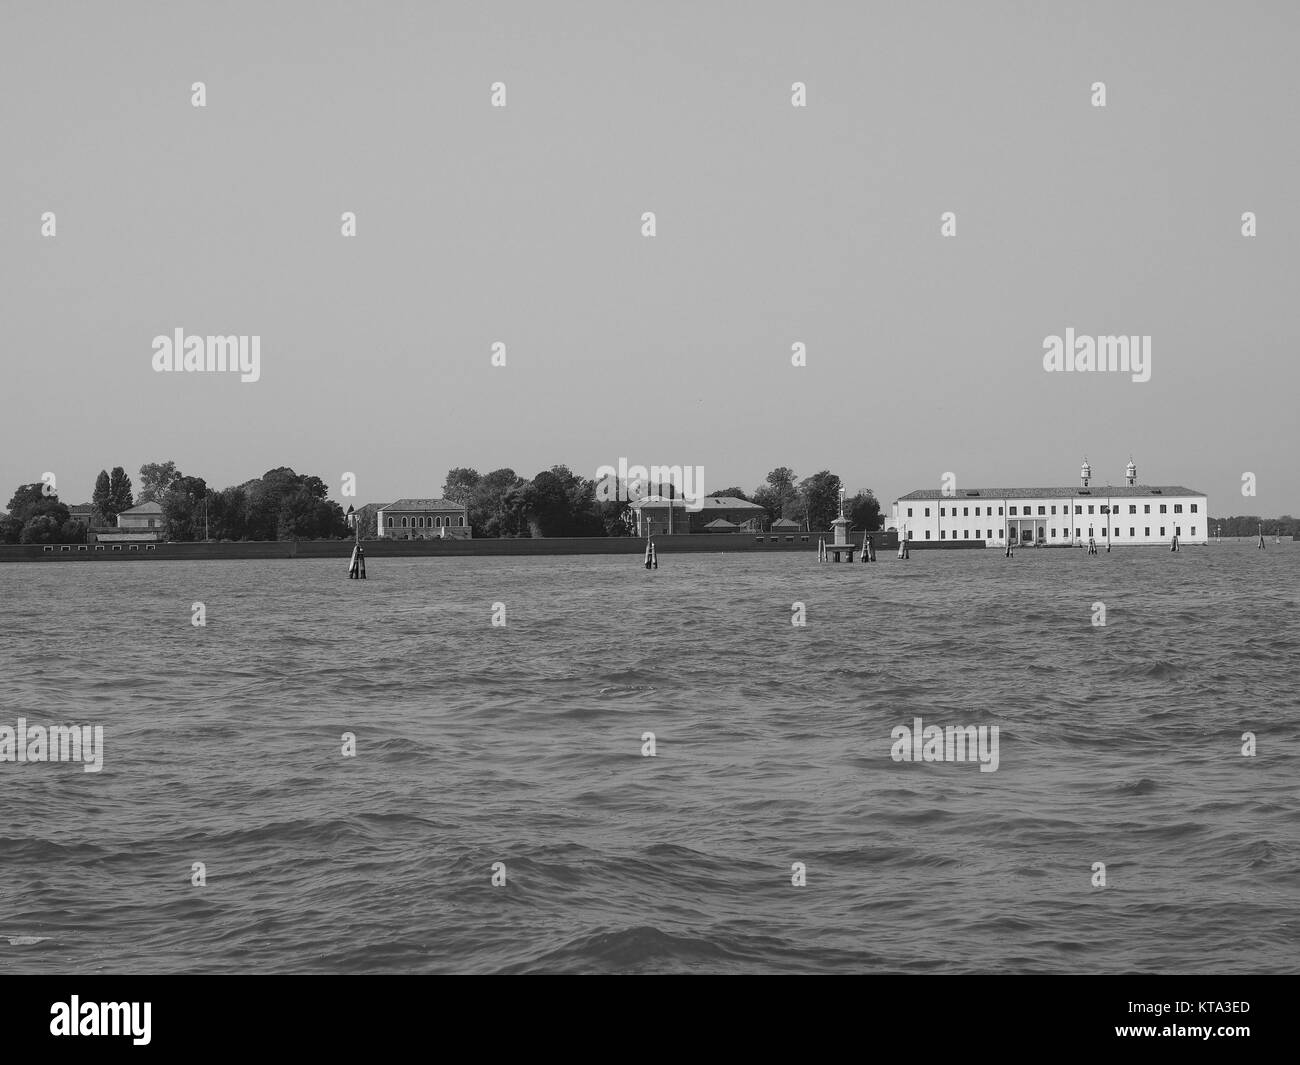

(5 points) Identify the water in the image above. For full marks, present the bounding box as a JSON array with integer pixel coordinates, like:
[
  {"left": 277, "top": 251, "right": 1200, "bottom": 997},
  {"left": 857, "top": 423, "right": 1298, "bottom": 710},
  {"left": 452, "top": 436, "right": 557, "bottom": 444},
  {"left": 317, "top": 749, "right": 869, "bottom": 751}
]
[{"left": 1, "top": 546, "right": 1296, "bottom": 973}]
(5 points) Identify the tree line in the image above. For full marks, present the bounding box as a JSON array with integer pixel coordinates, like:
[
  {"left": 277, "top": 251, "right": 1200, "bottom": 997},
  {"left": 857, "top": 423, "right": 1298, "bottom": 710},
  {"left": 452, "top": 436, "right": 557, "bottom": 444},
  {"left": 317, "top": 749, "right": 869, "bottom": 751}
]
[
  {"left": 2, "top": 460, "right": 348, "bottom": 543},
  {"left": 1208, "top": 515, "right": 1298, "bottom": 537},
  {"left": 1, "top": 461, "right": 885, "bottom": 544},
  {"left": 413, "top": 465, "right": 883, "bottom": 538}
]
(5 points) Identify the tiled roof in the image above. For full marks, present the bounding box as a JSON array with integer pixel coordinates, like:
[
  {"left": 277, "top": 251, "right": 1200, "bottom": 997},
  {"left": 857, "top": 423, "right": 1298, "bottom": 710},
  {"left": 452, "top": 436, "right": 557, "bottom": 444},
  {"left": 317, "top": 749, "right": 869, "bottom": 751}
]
[
  {"left": 700, "top": 496, "right": 766, "bottom": 509},
  {"left": 771, "top": 518, "right": 800, "bottom": 527},
  {"left": 897, "top": 485, "right": 1204, "bottom": 501},
  {"left": 380, "top": 498, "right": 466, "bottom": 511},
  {"left": 704, "top": 517, "right": 739, "bottom": 527},
  {"left": 629, "top": 495, "right": 766, "bottom": 510},
  {"left": 119, "top": 500, "right": 163, "bottom": 515},
  {"left": 68, "top": 504, "right": 96, "bottom": 515}
]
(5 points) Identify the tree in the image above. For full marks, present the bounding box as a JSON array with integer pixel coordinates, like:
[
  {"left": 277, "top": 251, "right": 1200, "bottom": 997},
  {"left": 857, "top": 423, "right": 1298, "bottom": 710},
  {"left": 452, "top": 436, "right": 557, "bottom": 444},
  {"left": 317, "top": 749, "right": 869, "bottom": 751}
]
[
  {"left": 60, "top": 519, "right": 88, "bottom": 544},
  {"left": 20, "top": 515, "right": 61, "bottom": 544},
  {"left": 847, "top": 490, "right": 883, "bottom": 532},
  {"left": 442, "top": 468, "right": 481, "bottom": 507},
  {"left": 207, "top": 486, "right": 248, "bottom": 541},
  {"left": 160, "top": 476, "right": 209, "bottom": 541},
  {"left": 138, "top": 461, "right": 181, "bottom": 503},
  {"left": 712, "top": 487, "right": 750, "bottom": 501},
  {"left": 798, "top": 471, "right": 843, "bottom": 532},
  {"left": 470, "top": 468, "right": 528, "bottom": 537},
  {"left": 5, "top": 482, "right": 69, "bottom": 538},
  {"left": 752, "top": 467, "right": 801, "bottom": 523},
  {"left": 6, "top": 483, "right": 52, "bottom": 524},
  {"left": 108, "top": 467, "right": 134, "bottom": 515},
  {"left": 92, "top": 470, "right": 113, "bottom": 523},
  {"left": 0, "top": 514, "right": 23, "bottom": 543}
]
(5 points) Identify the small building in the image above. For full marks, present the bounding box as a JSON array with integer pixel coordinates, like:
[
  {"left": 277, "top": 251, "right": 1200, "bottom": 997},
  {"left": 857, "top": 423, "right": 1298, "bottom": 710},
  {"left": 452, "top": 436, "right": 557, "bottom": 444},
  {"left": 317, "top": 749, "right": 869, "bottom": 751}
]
[
  {"left": 114, "top": 500, "right": 164, "bottom": 538},
  {"left": 629, "top": 495, "right": 769, "bottom": 536},
  {"left": 67, "top": 504, "right": 97, "bottom": 525},
  {"left": 770, "top": 517, "right": 801, "bottom": 532},
  {"left": 377, "top": 498, "right": 471, "bottom": 539},
  {"left": 694, "top": 496, "right": 766, "bottom": 532}
]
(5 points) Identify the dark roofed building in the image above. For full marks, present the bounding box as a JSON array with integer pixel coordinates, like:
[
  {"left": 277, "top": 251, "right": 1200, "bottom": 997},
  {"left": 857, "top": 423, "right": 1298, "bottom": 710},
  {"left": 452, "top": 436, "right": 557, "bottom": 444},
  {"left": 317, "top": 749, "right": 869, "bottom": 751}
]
[{"left": 377, "top": 498, "right": 470, "bottom": 540}]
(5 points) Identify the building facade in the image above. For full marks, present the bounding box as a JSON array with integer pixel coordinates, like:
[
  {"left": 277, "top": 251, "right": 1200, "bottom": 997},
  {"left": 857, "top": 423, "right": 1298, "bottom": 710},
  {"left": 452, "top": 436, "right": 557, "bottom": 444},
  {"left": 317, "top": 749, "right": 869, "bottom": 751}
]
[
  {"left": 891, "top": 461, "right": 1209, "bottom": 548},
  {"left": 114, "top": 500, "right": 164, "bottom": 535},
  {"left": 629, "top": 495, "right": 769, "bottom": 536},
  {"left": 376, "top": 498, "right": 471, "bottom": 539}
]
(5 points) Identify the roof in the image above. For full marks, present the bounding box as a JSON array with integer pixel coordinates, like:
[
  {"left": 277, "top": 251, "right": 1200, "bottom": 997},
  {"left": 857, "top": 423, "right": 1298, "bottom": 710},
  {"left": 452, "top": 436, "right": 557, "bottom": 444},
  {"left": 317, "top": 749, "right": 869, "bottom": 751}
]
[
  {"left": 379, "top": 498, "right": 466, "bottom": 512},
  {"left": 704, "top": 518, "right": 738, "bottom": 528},
  {"left": 68, "top": 504, "right": 96, "bottom": 515},
  {"left": 771, "top": 518, "right": 800, "bottom": 527},
  {"left": 119, "top": 500, "right": 163, "bottom": 515},
  {"left": 896, "top": 485, "right": 1205, "bottom": 501},
  {"left": 700, "top": 496, "right": 765, "bottom": 510}
]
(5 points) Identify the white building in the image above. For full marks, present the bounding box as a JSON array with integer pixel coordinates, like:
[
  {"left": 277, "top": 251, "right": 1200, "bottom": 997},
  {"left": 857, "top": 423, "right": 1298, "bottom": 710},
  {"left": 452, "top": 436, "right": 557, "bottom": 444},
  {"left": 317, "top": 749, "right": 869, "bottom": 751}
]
[{"left": 891, "top": 460, "right": 1209, "bottom": 548}]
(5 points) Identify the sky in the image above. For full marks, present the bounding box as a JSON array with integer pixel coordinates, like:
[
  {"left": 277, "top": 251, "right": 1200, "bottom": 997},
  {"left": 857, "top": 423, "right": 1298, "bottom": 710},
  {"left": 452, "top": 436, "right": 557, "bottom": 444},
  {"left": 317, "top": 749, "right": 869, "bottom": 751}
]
[{"left": 2, "top": 0, "right": 1296, "bottom": 516}]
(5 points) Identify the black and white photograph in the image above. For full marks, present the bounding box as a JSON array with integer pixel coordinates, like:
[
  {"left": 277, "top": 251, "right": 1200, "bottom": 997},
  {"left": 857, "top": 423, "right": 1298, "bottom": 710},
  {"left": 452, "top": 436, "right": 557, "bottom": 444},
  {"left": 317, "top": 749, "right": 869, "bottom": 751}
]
[{"left": 0, "top": 0, "right": 1293, "bottom": 1042}]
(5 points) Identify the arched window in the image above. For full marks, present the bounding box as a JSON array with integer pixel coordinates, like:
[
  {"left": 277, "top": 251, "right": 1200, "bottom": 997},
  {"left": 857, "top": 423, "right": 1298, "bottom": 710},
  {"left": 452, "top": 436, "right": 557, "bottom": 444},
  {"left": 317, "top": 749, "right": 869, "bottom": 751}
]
[
  {"left": 386, "top": 517, "right": 393, "bottom": 527},
  {"left": 401, "top": 517, "right": 407, "bottom": 528}
]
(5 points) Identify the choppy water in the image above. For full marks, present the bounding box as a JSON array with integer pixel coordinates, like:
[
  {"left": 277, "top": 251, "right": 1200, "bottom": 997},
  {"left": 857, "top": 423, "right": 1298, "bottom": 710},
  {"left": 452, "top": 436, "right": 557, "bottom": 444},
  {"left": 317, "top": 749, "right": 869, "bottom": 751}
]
[{"left": 1, "top": 545, "right": 1296, "bottom": 974}]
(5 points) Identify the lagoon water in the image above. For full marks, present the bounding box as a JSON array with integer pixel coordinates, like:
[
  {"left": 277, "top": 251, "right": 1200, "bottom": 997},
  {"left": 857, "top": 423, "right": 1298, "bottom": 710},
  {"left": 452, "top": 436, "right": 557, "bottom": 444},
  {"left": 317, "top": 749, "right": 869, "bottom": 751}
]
[{"left": 1, "top": 546, "right": 1296, "bottom": 974}]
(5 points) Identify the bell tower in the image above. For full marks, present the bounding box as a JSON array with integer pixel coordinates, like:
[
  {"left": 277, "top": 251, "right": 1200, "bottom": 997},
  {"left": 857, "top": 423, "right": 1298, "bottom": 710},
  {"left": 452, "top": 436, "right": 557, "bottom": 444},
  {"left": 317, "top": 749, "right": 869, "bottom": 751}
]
[{"left": 1080, "top": 458, "right": 1092, "bottom": 488}]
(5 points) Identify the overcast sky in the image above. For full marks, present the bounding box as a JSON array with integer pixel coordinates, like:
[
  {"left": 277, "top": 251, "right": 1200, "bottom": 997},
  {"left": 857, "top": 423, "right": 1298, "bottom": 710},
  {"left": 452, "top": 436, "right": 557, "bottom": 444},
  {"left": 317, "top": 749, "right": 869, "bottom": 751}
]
[{"left": 2, "top": 1, "right": 1296, "bottom": 515}]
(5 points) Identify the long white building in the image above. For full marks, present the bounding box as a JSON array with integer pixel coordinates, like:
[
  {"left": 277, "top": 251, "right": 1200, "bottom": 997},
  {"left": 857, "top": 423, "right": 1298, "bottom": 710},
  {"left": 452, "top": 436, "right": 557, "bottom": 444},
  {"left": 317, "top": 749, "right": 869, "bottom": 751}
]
[{"left": 891, "top": 460, "right": 1209, "bottom": 548}]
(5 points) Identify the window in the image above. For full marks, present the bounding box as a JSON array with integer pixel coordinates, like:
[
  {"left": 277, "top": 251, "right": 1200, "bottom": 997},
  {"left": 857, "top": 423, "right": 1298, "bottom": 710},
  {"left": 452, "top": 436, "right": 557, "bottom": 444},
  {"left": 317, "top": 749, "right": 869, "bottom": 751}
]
[
  {"left": 925, "top": 507, "right": 930, "bottom": 517},
  {"left": 386, "top": 517, "right": 393, "bottom": 527},
  {"left": 975, "top": 507, "right": 981, "bottom": 516},
  {"left": 1075, "top": 506, "right": 1082, "bottom": 514},
  {"left": 1051, "top": 505, "right": 1057, "bottom": 515},
  {"left": 1129, "top": 528, "right": 1135, "bottom": 536},
  {"left": 1160, "top": 504, "right": 1167, "bottom": 514},
  {"left": 1129, "top": 505, "right": 1136, "bottom": 514},
  {"left": 1174, "top": 504, "right": 1182, "bottom": 513},
  {"left": 146, "top": 544, "right": 156, "bottom": 551},
  {"left": 401, "top": 517, "right": 407, "bottom": 527},
  {"left": 459, "top": 517, "right": 464, "bottom": 526},
  {"left": 1145, "top": 527, "right": 1150, "bottom": 536},
  {"left": 1191, "top": 504, "right": 1198, "bottom": 513},
  {"left": 964, "top": 530, "right": 969, "bottom": 538},
  {"left": 148, "top": 519, "right": 155, "bottom": 528},
  {"left": 1191, "top": 526, "right": 1196, "bottom": 536},
  {"left": 1160, "top": 527, "right": 1166, "bottom": 536},
  {"left": 77, "top": 545, "right": 87, "bottom": 552},
  {"left": 1087, "top": 505, "right": 1094, "bottom": 514},
  {"left": 1051, "top": 528, "right": 1056, "bottom": 538},
  {"left": 941, "top": 530, "right": 946, "bottom": 538},
  {"left": 907, "top": 507, "right": 913, "bottom": 517},
  {"left": 1144, "top": 505, "right": 1150, "bottom": 514},
  {"left": 1176, "top": 526, "right": 1182, "bottom": 536},
  {"left": 113, "top": 545, "right": 122, "bottom": 551},
  {"left": 95, "top": 545, "right": 104, "bottom": 551},
  {"left": 1035, "top": 506, "right": 1043, "bottom": 515},
  {"left": 998, "top": 507, "right": 1004, "bottom": 515},
  {"left": 925, "top": 530, "right": 931, "bottom": 539},
  {"left": 1009, "top": 507, "right": 1017, "bottom": 515},
  {"left": 963, "top": 507, "right": 968, "bottom": 516},
  {"left": 987, "top": 530, "right": 992, "bottom": 538},
  {"left": 1075, "top": 528, "right": 1081, "bottom": 537}
]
